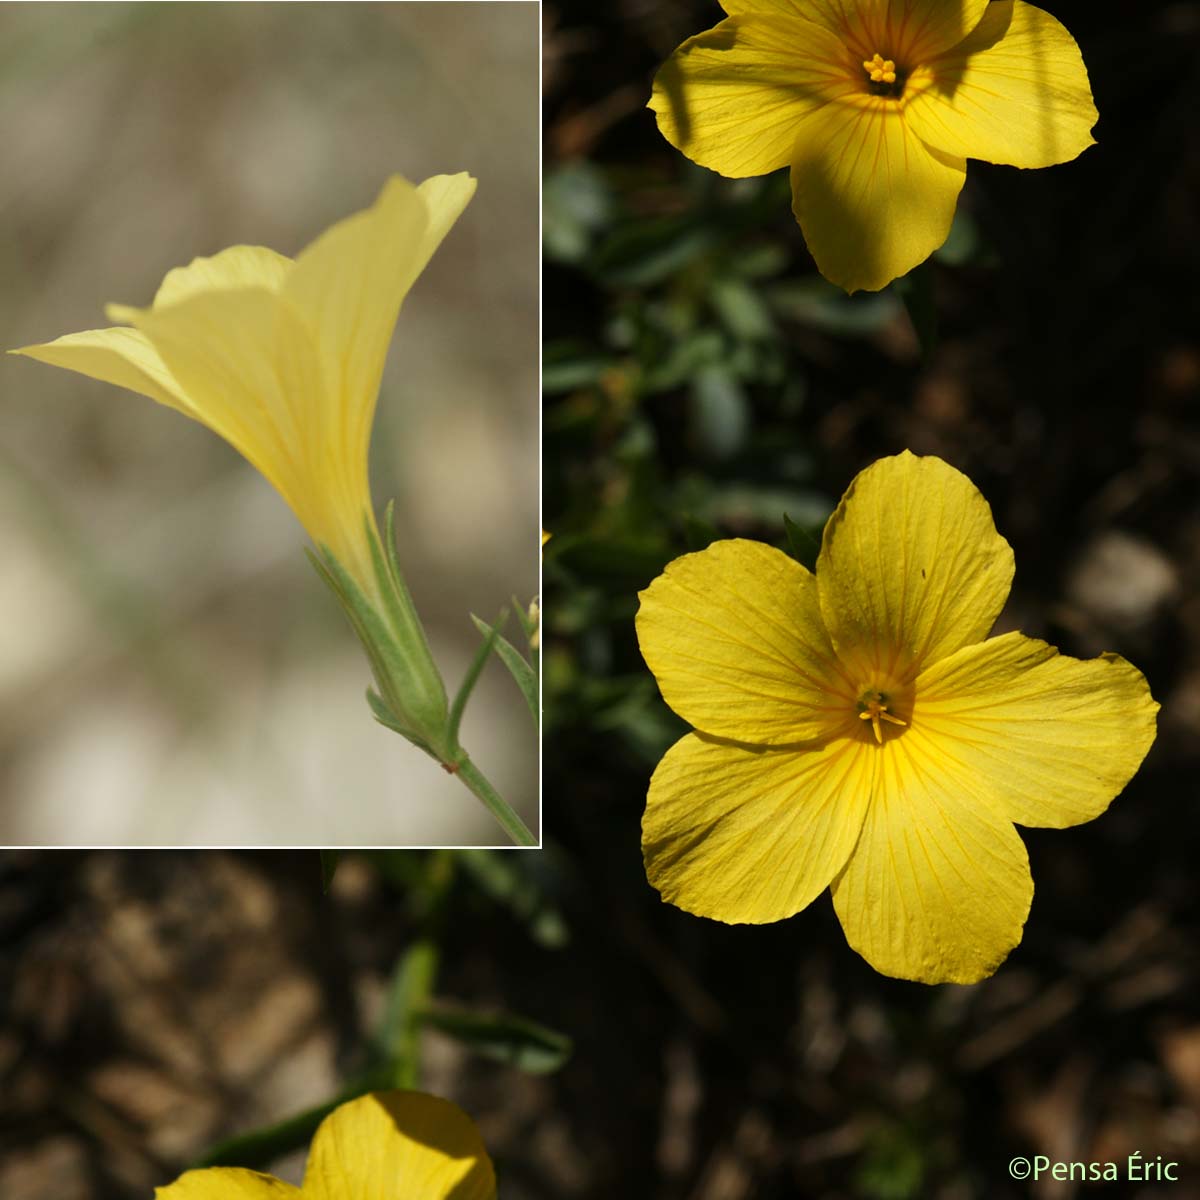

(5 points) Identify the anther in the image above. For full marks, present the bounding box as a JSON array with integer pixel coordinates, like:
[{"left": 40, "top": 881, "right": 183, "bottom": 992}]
[{"left": 862, "top": 53, "right": 897, "bottom": 85}]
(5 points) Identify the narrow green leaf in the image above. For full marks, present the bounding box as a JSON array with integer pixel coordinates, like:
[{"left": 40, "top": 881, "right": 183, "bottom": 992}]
[
  {"left": 471, "top": 615, "right": 538, "bottom": 726},
  {"left": 512, "top": 595, "right": 536, "bottom": 643},
  {"left": 416, "top": 1005, "right": 573, "bottom": 1075},
  {"left": 375, "top": 937, "right": 439, "bottom": 1083},
  {"left": 192, "top": 1066, "right": 394, "bottom": 1168},
  {"left": 448, "top": 608, "right": 507, "bottom": 746},
  {"left": 455, "top": 850, "right": 569, "bottom": 949}
]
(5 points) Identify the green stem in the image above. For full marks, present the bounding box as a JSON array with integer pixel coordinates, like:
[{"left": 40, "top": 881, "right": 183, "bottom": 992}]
[{"left": 455, "top": 756, "right": 537, "bottom": 846}]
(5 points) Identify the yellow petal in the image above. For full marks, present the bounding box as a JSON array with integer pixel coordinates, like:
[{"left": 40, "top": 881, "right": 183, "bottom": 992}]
[
  {"left": 649, "top": 15, "right": 854, "bottom": 179},
  {"left": 719, "top": 0, "right": 991, "bottom": 62},
  {"left": 830, "top": 725, "right": 1033, "bottom": 983},
  {"left": 789, "top": 97, "right": 965, "bottom": 292},
  {"left": 644, "top": 731, "right": 875, "bottom": 924},
  {"left": 126, "top": 288, "right": 314, "bottom": 490},
  {"left": 905, "top": 1, "right": 1096, "bottom": 168},
  {"left": 155, "top": 1168, "right": 300, "bottom": 1200},
  {"left": 915, "top": 631, "right": 1158, "bottom": 828},
  {"left": 303, "top": 1091, "right": 495, "bottom": 1200},
  {"left": 150, "top": 245, "right": 294, "bottom": 309},
  {"left": 415, "top": 174, "right": 479, "bottom": 267},
  {"left": 285, "top": 174, "right": 475, "bottom": 481},
  {"left": 9, "top": 325, "right": 189, "bottom": 416},
  {"left": 636, "top": 539, "right": 851, "bottom": 745},
  {"left": 874, "top": 0, "right": 992, "bottom": 60},
  {"left": 816, "top": 452, "right": 1014, "bottom": 678},
  {"left": 126, "top": 288, "right": 376, "bottom": 586}
]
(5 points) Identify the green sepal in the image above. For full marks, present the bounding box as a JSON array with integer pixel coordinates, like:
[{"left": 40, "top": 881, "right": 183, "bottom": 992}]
[
  {"left": 307, "top": 511, "right": 453, "bottom": 763},
  {"left": 471, "top": 613, "right": 538, "bottom": 727}
]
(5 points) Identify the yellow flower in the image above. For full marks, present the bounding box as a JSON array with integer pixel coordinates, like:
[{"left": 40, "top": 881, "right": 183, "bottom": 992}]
[
  {"left": 11, "top": 172, "right": 475, "bottom": 601},
  {"left": 649, "top": 0, "right": 1097, "bottom": 292},
  {"left": 157, "top": 1091, "right": 495, "bottom": 1200},
  {"left": 636, "top": 453, "right": 1157, "bottom": 984}
]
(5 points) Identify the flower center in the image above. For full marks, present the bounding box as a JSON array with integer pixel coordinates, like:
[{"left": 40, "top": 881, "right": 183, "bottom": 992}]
[
  {"left": 856, "top": 689, "right": 908, "bottom": 745},
  {"left": 862, "top": 52, "right": 903, "bottom": 98}
]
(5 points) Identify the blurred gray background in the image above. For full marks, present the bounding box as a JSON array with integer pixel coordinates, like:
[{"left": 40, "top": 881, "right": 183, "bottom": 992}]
[{"left": 0, "top": 2, "right": 540, "bottom": 845}]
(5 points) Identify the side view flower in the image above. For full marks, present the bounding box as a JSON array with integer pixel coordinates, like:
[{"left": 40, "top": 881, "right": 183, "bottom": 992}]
[
  {"left": 649, "top": 0, "right": 1098, "bottom": 292},
  {"left": 12, "top": 172, "right": 471, "bottom": 762},
  {"left": 636, "top": 452, "right": 1157, "bottom": 985},
  {"left": 11, "top": 173, "right": 538, "bottom": 844},
  {"left": 156, "top": 1090, "right": 495, "bottom": 1200}
]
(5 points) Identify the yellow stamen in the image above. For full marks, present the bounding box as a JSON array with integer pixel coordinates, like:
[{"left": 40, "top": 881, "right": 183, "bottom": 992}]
[
  {"left": 862, "top": 53, "right": 897, "bottom": 85},
  {"left": 858, "top": 693, "right": 907, "bottom": 744}
]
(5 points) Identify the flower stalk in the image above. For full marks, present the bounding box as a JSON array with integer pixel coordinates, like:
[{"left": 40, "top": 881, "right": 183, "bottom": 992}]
[{"left": 309, "top": 504, "right": 537, "bottom": 847}]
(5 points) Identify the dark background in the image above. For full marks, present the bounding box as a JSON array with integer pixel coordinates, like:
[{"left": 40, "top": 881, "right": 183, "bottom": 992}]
[{"left": 543, "top": 0, "right": 1200, "bottom": 1196}]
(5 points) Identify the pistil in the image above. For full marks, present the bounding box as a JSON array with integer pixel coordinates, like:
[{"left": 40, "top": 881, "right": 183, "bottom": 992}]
[{"left": 857, "top": 691, "right": 907, "bottom": 744}]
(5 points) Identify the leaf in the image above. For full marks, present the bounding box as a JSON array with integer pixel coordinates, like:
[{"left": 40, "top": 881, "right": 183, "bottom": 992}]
[
  {"left": 449, "top": 608, "right": 507, "bottom": 746},
  {"left": 691, "top": 365, "right": 749, "bottom": 460},
  {"left": 543, "top": 340, "right": 612, "bottom": 394},
  {"left": 417, "top": 1005, "right": 573, "bottom": 1075},
  {"left": 471, "top": 614, "right": 538, "bottom": 727},
  {"left": 591, "top": 215, "right": 715, "bottom": 288},
  {"left": 703, "top": 485, "right": 830, "bottom": 531},
  {"left": 191, "top": 1075, "right": 390, "bottom": 1169},
  {"left": 767, "top": 277, "right": 901, "bottom": 336},
  {"left": 543, "top": 162, "right": 614, "bottom": 263},
  {"left": 456, "top": 850, "right": 570, "bottom": 949},
  {"left": 374, "top": 938, "right": 439, "bottom": 1080},
  {"left": 512, "top": 595, "right": 537, "bottom": 644},
  {"left": 709, "top": 276, "right": 776, "bottom": 341}
]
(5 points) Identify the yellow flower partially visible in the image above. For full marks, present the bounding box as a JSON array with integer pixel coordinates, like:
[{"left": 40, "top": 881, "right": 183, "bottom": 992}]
[
  {"left": 636, "top": 452, "right": 1157, "bottom": 984},
  {"left": 158, "top": 1091, "right": 495, "bottom": 1200},
  {"left": 650, "top": 0, "right": 1097, "bottom": 292},
  {"left": 12, "top": 172, "right": 474, "bottom": 601}
]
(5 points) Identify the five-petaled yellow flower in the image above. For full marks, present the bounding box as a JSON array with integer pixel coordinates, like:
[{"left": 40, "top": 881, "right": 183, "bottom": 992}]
[
  {"left": 636, "top": 453, "right": 1157, "bottom": 985},
  {"left": 12, "top": 172, "right": 474, "bottom": 604},
  {"left": 650, "top": 0, "right": 1097, "bottom": 292},
  {"left": 157, "top": 1090, "right": 495, "bottom": 1200}
]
